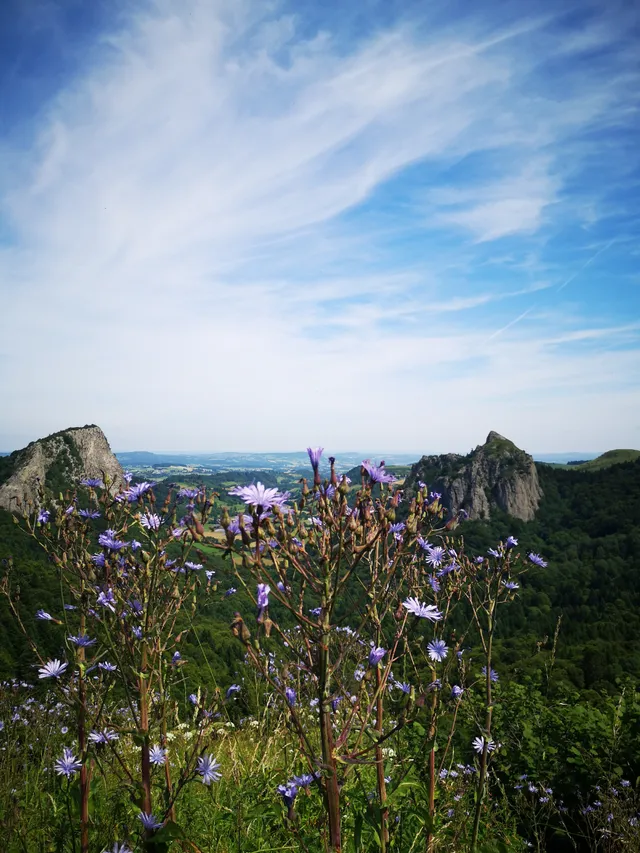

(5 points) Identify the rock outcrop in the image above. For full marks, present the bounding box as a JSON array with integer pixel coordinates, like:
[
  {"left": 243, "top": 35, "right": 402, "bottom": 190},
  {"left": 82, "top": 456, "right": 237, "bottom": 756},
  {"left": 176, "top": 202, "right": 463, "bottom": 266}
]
[
  {"left": 0, "top": 425, "right": 124, "bottom": 513},
  {"left": 403, "top": 431, "right": 543, "bottom": 521}
]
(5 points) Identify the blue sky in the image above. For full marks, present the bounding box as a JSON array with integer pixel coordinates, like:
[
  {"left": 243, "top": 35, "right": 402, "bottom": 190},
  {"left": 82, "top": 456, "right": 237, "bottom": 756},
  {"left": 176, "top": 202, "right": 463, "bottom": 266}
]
[{"left": 0, "top": 0, "right": 638, "bottom": 454}]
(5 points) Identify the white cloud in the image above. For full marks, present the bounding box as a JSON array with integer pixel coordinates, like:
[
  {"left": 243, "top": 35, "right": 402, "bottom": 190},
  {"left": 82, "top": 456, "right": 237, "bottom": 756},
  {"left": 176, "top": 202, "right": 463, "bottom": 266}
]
[{"left": 0, "top": 0, "right": 638, "bottom": 452}]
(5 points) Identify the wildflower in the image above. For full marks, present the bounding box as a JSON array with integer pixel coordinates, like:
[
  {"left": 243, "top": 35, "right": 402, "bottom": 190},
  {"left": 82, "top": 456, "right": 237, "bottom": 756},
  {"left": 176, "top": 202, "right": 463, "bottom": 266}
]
[
  {"left": 331, "top": 696, "right": 343, "bottom": 711},
  {"left": 64, "top": 505, "right": 75, "bottom": 515},
  {"left": 402, "top": 598, "right": 443, "bottom": 621},
  {"left": 369, "top": 646, "right": 387, "bottom": 667},
  {"left": 61, "top": 726, "right": 68, "bottom": 734},
  {"left": 130, "top": 539, "right": 142, "bottom": 551},
  {"left": 189, "top": 694, "right": 198, "bottom": 706},
  {"left": 138, "top": 812, "right": 163, "bottom": 831},
  {"left": 425, "top": 546, "right": 446, "bottom": 567},
  {"left": 69, "top": 634, "right": 96, "bottom": 648},
  {"left": 149, "top": 746, "right": 167, "bottom": 766},
  {"left": 229, "top": 482, "right": 289, "bottom": 510},
  {"left": 621, "top": 779, "right": 630, "bottom": 787},
  {"left": 307, "top": 447, "right": 324, "bottom": 471},
  {"left": 395, "top": 681, "right": 411, "bottom": 694},
  {"left": 277, "top": 781, "right": 299, "bottom": 808},
  {"left": 257, "top": 583, "right": 270, "bottom": 616},
  {"left": 505, "top": 536, "right": 518, "bottom": 548},
  {"left": 184, "top": 561, "right": 203, "bottom": 571},
  {"left": 89, "top": 729, "right": 119, "bottom": 744},
  {"left": 285, "top": 687, "right": 296, "bottom": 707},
  {"left": 37, "top": 510, "right": 50, "bottom": 524},
  {"left": 171, "top": 652, "right": 182, "bottom": 664},
  {"left": 226, "top": 684, "right": 241, "bottom": 699},
  {"left": 528, "top": 552, "right": 547, "bottom": 568},
  {"left": 98, "top": 661, "right": 117, "bottom": 672},
  {"left": 104, "top": 844, "right": 132, "bottom": 853},
  {"left": 178, "top": 488, "right": 199, "bottom": 500},
  {"left": 79, "top": 509, "right": 101, "bottom": 519},
  {"left": 428, "top": 576, "right": 440, "bottom": 593},
  {"left": 353, "top": 666, "right": 366, "bottom": 682},
  {"left": 451, "top": 685, "right": 464, "bottom": 699},
  {"left": 54, "top": 747, "right": 82, "bottom": 778},
  {"left": 98, "top": 530, "right": 127, "bottom": 551},
  {"left": 36, "top": 610, "right": 53, "bottom": 621},
  {"left": 487, "top": 548, "right": 501, "bottom": 558},
  {"left": 81, "top": 477, "right": 104, "bottom": 488},
  {"left": 205, "top": 570, "right": 215, "bottom": 581},
  {"left": 132, "top": 626, "right": 143, "bottom": 640},
  {"left": 197, "top": 754, "right": 222, "bottom": 784},
  {"left": 64, "top": 604, "right": 76, "bottom": 611},
  {"left": 427, "top": 679, "right": 441, "bottom": 691},
  {"left": 362, "top": 460, "right": 396, "bottom": 484},
  {"left": 482, "top": 666, "right": 499, "bottom": 683},
  {"left": 502, "top": 581, "right": 519, "bottom": 591},
  {"left": 38, "top": 659, "right": 68, "bottom": 679},
  {"left": 472, "top": 736, "right": 496, "bottom": 753},
  {"left": 119, "top": 482, "right": 154, "bottom": 503},
  {"left": 427, "top": 640, "right": 448, "bottom": 662},
  {"left": 140, "top": 513, "right": 162, "bottom": 531},
  {"left": 91, "top": 553, "right": 106, "bottom": 567},
  {"left": 309, "top": 607, "right": 322, "bottom": 617},
  {"left": 97, "top": 589, "right": 117, "bottom": 612},
  {"left": 474, "top": 556, "right": 484, "bottom": 565},
  {"left": 292, "top": 773, "right": 315, "bottom": 787},
  {"left": 416, "top": 537, "right": 431, "bottom": 550},
  {"left": 225, "top": 587, "right": 237, "bottom": 597}
]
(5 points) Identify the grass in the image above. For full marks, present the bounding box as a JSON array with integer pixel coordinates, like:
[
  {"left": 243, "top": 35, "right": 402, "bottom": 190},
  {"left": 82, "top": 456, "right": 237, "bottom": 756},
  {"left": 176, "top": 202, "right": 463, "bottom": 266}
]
[{"left": 542, "top": 449, "right": 640, "bottom": 472}]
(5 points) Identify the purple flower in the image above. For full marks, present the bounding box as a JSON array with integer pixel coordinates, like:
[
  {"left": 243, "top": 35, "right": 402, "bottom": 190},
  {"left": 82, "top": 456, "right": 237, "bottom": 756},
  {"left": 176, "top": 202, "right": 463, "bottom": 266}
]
[
  {"left": 197, "top": 754, "right": 222, "bottom": 784},
  {"left": 292, "top": 773, "right": 315, "bottom": 788},
  {"left": 64, "top": 604, "right": 76, "bottom": 611},
  {"left": 225, "top": 587, "right": 237, "bottom": 597},
  {"left": 91, "top": 553, "right": 106, "bottom": 567},
  {"left": 427, "top": 640, "right": 448, "bottom": 662},
  {"left": 189, "top": 693, "right": 198, "bottom": 706},
  {"left": 119, "top": 482, "right": 154, "bottom": 503},
  {"left": 451, "top": 685, "right": 464, "bottom": 699},
  {"left": 79, "top": 508, "right": 101, "bottom": 519},
  {"left": 98, "top": 530, "right": 127, "bottom": 551},
  {"left": 402, "top": 598, "right": 443, "bottom": 621},
  {"left": 395, "top": 681, "right": 411, "bottom": 694},
  {"left": 140, "top": 513, "right": 162, "bottom": 531},
  {"left": 277, "top": 781, "right": 299, "bottom": 808},
  {"left": 257, "top": 583, "right": 270, "bottom": 615},
  {"left": 502, "top": 581, "right": 519, "bottom": 591},
  {"left": 149, "top": 746, "right": 167, "bottom": 766},
  {"left": 307, "top": 447, "right": 324, "bottom": 470},
  {"left": 362, "top": 460, "right": 396, "bottom": 485},
  {"left": 171, "top": 652, "right": 182, "bottom": 665},
  {"left": 416, "top": 537, "right": 432, "bottom": 550},
  {"left": 285, "top": 688, "right": 296, "bottom": 707},
  {"left": 487, "top": 548, "right": 501, "bottom": 558},
  {"left": 369, "top": 646, "right": 387, "bottom": 667},
  {"left": 185, "top": 561, "right": 203, "bottom": 571},
  {"left": 98, "top": 661, "right": 117, "bottom": 672},
  {"left": 505, "top": 536, "right": 518, "bottom": 548},
  {"left": 132, "top": 626, "right": 143, "bottom": 640},
  {"left": 205, "top": 570, "right": 215, "bottom": 581},
  {"left": 474, "top": 556, "right": 484, "bottom": 565},
  {"left": 36, "top": 609, "right": 53, "bottom": 621},
  {"left": 123, "top": 471, "right": 133, "bottom": 483},
  {"left": 37, "top": 510, "right": 50, "bottom": 524},
  {"left": 482, "top": 666, "right": 499, "bottom": 683},
  {"left": 528, "top": 552, "right": 547, "bottom": 567},
  {"left": 38, "top": 659, "right": 68, "bottom": 679},
  {"left": 97, "top": 589, "right": 117, "bottom": 612},
  {"left": 226, "top": 684, "right": 241, "bottom": 699},
  {"left": 178, "top": 488, "right": 200, "bottom": 500},
  {"left": 68, "top": 634, "right": 96, "bottom": 648},
  {"left": 428, "top": 576, "right": 440, "bottom": 593},
  {"left": 138, "top": 812, "right": 163, "bottom": 831},
  {"left": 89, "top": 729, "right": 119, "bottom": 744},
  {"left": 229, "top": 483, "right": 289, "bottom": 510},
  {"left": 54, "top": 747, "right": 82, "bottom": 778},
  {"left": 309, "top": 607, "right": 322, "bottom": 617},
  {"left": 472, "top": 736, "right": 496, "bottom": 753},
  {"left": 80, "top": 478, "right": 104, "bottom": 488},
  {"left": 130, "top": 539, "right": 142, "bottom": 551},
  {"left": 425, "top": 546, "right": 446, "bottom": 568},
  {"left": 106, "top": 844, "right": 132, "bottom": 853}
]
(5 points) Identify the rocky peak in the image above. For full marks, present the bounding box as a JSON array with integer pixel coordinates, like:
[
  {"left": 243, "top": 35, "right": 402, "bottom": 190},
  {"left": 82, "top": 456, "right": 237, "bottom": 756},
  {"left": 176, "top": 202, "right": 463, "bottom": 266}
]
[
  {"left": 404, "top": 432, "right": 542, "bottom": 521},
  {"left": 0, "top": 425, "right": 124, "bottom": 513}
]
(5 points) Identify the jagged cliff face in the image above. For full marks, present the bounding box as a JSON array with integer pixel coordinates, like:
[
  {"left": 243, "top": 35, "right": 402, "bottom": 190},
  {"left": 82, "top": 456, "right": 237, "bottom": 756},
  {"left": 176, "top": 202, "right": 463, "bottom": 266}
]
[
  {"left": 404, "top": 431, "right": 543, "bottom": 521},
  {"left": 0, "top": 425, "right": 124, "bottom": 513}
]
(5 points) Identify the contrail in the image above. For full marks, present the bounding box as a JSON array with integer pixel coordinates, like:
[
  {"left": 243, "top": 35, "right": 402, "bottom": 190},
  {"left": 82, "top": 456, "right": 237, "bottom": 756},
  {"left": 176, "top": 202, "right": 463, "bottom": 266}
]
[
  {"left": 557, "top": 239, "right": 615, "bottom": 291},
  {"left": 488, "top": 307, "right": 533, "bottom": 341}
]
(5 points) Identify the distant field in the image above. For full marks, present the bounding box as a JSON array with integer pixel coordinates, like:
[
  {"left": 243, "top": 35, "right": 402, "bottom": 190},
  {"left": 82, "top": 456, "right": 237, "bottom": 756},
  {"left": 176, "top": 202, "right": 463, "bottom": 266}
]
[{"left": 541, "top": 449, "right": 640, "bottom": 471}]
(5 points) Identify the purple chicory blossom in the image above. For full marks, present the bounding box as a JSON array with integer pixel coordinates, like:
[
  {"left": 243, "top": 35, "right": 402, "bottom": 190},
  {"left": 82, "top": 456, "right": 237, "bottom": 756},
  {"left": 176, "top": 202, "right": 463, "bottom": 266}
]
[
  {"left": 309, "top": 607, "right": 322, "bottom": 617},
  {"left": 197, "top": 754, "right": 222, "bottom": 784},
  {"left": 285, "top": 687, "right": 296, "bottom": 707},
  {"left": 91, "top": 553, "right": 106, "bottom": 567},
  {"left": 225, "top": 587, "right": 237, "bottom": 597},
  {"left": 79, "top": 509, "right": 101, "bottom": 519},
  {"left": 528, "top": 552, "right": 547, "bottom": 567},
  {"left": 428, "top": 576, "right": 440, "bottom": 593},
  {"left": 171, "top": 652, "right": 182, "bottom": 665},
  {"left": 36, "top": 609, "right": 53, "bottom": 621},
  {"left": 149, "top": 746, "right": 167, "bottom": 766},
  {"left": 68, "top": 634, "right": 96, "bottom": 648},
  {"left": 368, "top": 646, "right": 387, "bottom": 667},
  {"left": 106, "top": 844, "right": 132, "bottom": 853},
  {"left": 130, "top": 539, "right": 142, "bottom": 551},
  {"left": 257, "top": 583, "right": 270, "bottom": 615},
  {"left": 427, "top": 640, "right": 448, "bottom": 662},
  {"left": 132, "top": 626, "right": 143, "bottom": 640},
  {"left": 54, "top": 747, "right": 82, "bottom": 778},
  {"left": 98, "top": 661, "right": 117, "bottom": 672},
  {"left": 451, "top": 685, "right": 464, "bottom": 699},
  {"left": 502, "top": 581, "right": 520, "bottom": 590},
  {"left": 482, "top": 666, "right": 499, "bottom": 682},
  {"left": 229, "top": 482, "right": 289, "bottom": 510},
  {"left": 505, "top": 536, "right": 518, "bottom": 548},
  {"left": 178, "top": 488, "right": 200, "bottom": 500},
  {"left": 37, "top": 510, "right": 50, "bottom": 524},
  {"left": 96, "top": 589, "right": 117, "bottom": 612},
  {"left": 98, "top": 530, "right": 127, "bottom": 551},
  {"left": 80, "top": 477, "right": 104, "bottom": 488},
  {"left": 205, "top": 570, "right": 215, "bottom": 581},
  {"left": 118, "top": 482, "right": 154, "bottom": 503},
  {"left": 88, "top": 729, "right": 119, "bottom": 744},
  {"left": 472, "top": 736, "right": 496, "bottom": 753},
  {"left": 38, "top": 659, "right": 68, "bottom": 679},
  {"left": 425, "top": 546, "right": 446, "bottom": 568},
  {"left": 487, "top": 548, "right": 501, "bottom": 558},
  {"left": 140, "top": 513, "right": 162, "bottom": 531},
  {"left": 307, "top": 447, "right": 324, "bottom": 471},
  {"left": 362, "top": 460, "right": 396, "bottom": 485},
  {"left": 189, "top": 694, "right": 199, "bottom": 706},
  {"left": 226, "top": 684, "right": 241, "bottom": 699},
  {"left": 402, "top": 598, "right": 443, "bottom": 621},
  {"left": 138, "top": 812, "right": 163, "bottom": 831},
  {"left": 277, "top": 781, "right": 299, "bottom": 808},
  {"left": 184, "top": 561, "right": 203, "bottom": 571}
]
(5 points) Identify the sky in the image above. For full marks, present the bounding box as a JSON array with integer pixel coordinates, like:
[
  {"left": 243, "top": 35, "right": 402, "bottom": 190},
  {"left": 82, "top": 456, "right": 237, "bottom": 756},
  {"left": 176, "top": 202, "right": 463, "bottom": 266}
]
[{"left": 0, "top": 0, "right": 639, "bottom": 455}]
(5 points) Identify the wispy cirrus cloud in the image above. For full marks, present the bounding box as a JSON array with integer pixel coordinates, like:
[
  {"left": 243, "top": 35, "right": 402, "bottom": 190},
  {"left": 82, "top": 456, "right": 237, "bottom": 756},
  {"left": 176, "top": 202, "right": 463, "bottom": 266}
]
[{"left": 0, "top": 0, "right": 638, "bottom": 453}]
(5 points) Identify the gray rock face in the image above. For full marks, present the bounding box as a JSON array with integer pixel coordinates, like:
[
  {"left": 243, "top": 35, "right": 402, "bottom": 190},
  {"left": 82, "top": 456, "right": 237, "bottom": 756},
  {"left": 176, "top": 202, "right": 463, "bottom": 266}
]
[
  {"left": 0, "top": 425, "right": 124, "bottom": 513},
  {"left": 404, "top": 431, "right": 543, "bottom": 521}
]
